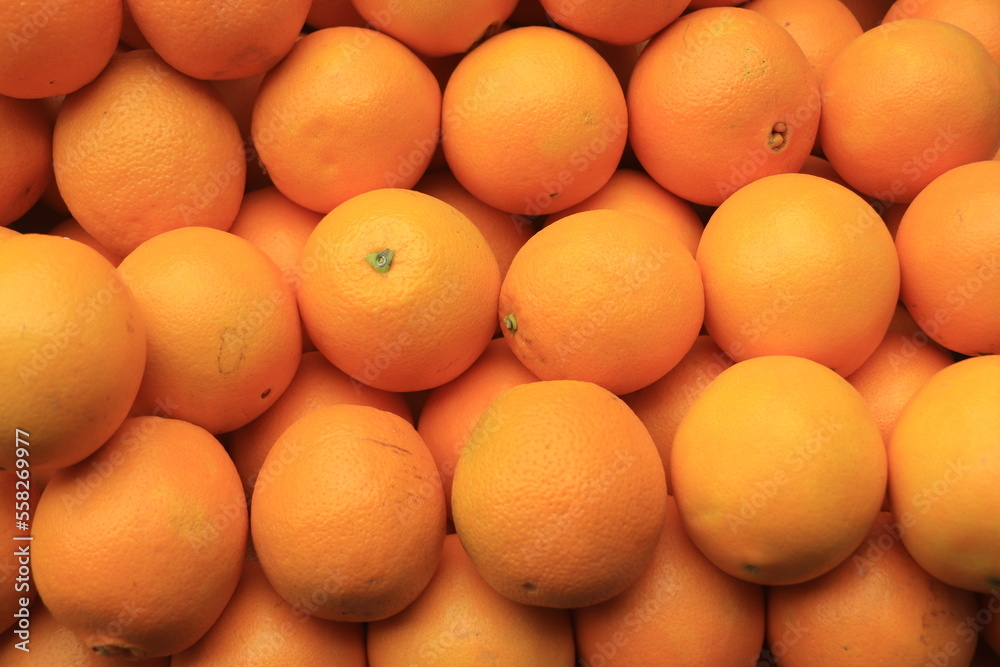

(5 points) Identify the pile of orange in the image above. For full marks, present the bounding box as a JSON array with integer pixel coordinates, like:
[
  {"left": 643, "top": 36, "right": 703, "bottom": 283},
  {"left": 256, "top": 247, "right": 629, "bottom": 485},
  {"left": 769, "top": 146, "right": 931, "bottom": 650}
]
[{"left": 2, "top": 0, "right": 998, "bottom": 663}]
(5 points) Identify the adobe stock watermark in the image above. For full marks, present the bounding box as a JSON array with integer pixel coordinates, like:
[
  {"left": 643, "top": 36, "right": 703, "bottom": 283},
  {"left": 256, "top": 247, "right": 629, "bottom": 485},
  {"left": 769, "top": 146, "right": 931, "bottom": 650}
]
[{"left": 6, "top": 0, "right": 70, "bottom": 54}]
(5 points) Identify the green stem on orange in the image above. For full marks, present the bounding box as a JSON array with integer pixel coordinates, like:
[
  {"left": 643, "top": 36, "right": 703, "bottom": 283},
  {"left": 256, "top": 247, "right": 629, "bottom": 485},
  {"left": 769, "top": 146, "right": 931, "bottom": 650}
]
[
  {"left": 503, "top": 313, "right": 517, "bottom": 334},
  {"left": 365, "top": 248, "right": 394, "bottom": 274}
]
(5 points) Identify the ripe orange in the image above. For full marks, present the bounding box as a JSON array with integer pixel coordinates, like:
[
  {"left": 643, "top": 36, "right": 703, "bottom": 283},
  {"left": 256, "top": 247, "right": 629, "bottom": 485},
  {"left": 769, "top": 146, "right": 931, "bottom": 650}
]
[
  {"left": 251, "top": 27, "right": 441, "bottom": 213},
  {"left": 417, "top": 339, "right": 539, "bottom": 519},
  {"left": 118, "top": 227, "right": 301, "bottom": 434},
  {"left": 251, "top": 404, "right": 446, "bottom": 621},
  {"left": 687, "top": 0, "right": 743, "bottom": 7},
  {"left": 837, "top": 0, "right": 895, "bottom": 30},
  {"left": 120, "top": 3, "right": 151, "bottom": 50},
  {"left": 32, "top": 416, "right": 248, "bottom": 659},
  {"left": 0, "top": 600, "right": 170, "bottom": 666},
  {"left": 0, "top": 473, "right": 37, "bottom": 634},
  {"left": 352, "top": 0, "right": 517, "bottom": 57},
  {"left": 53, "top": 49, "right": 246, "bottom": 258},
  {"left": 414, "top": 170, "right": 534, "bottom": 281},
  {"left": 499, "top": 209, "right": 704, "bottom": 395},
  {"left": 884, "top": 0, "right": 1000, "bottom": 70},
  {"left": 538, "top": 0, "right": 690, "bottom": 45},
  {"left": 209, "top": 75, "right": 270, "bottom": 192},
  {"left": 0, "top": 234, "right": 146, "bottom": 471},
  {"left": 0, "top": 0, "right": 122, "bottom": 98},
  {"left": 696, "top": 173, "right": 900, "bottom": 377},
  {"left": 845, "top": 330, "right": 953, "bottom": 444},
  {"left": 895, "top": 160, "right": 1000, "bottom": 356},
  {"left": 451, "top": 380, "right": 667, "bottom": 608},
  {"left": 622, "top": 335, "right": 734, "bottom": 492},
  {"left": 170, "top": 560, "right": 367, "bottom": 667},
  {"left": 0, "top": 96, "right": 51, "bottom": 226},
  {"left": 367, "top": 533, "right": 576, "bottom": 666},
  {"left": 227, "top": 186, "right": 322, "bottom": 296},
  {"left": 628, "top": 7, "right": 820, "bottom": 206},
  {"left": 881, "top": 200, "right": 908, "bottom": 240},
  {"left": 820, "top": 18, "right": 1000, "bottom": 203},
  {"left": 798, "top": 154, "right": 852, "bottom": 190},
  {"left": 745, "top": 0, "right": 863, "bottom": 83},
  {"left": 671, "top": 355, "right": 887, "bottom": 585},
  {"left": 297, "top": 188, "right": 500, "bottom": 393},
  {"left": 228, "top": 350, "right": 412, "bottom": 502},
  {"left": 544, "top": 168, "right": 704, "bottom": 257},
  {"left": 48, "top": 219, "right": 123, "bottom": 266},
  {"left": 766, "top": 512, "right": 979, "bottom": 666},
  {"left": 888, "top": 355, "right": 1000, "bottom": 593},
  {"left": 126, "top": 0, "right": 311, "bottom": 79},
  {"left": 442, "top": 26, "right": 627, "bottom": 215},
  {"left": 573, "top": 496, "right": 765, "bottom": 667},
  {"left": 307, "top": 0, "right": 366, "bottom": 28},
  {"left": 0, "top": 227, "right": 19, "bottom": 241}
]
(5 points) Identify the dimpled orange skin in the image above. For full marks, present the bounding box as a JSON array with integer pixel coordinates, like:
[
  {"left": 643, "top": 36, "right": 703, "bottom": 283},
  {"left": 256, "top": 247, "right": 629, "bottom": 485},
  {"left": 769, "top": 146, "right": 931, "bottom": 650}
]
[
  {"left": 766, "top": 512, "right": 979, "bottom": 667},
  {"left": 819, "top": 18, "right": 1000, "bottom": 204},
  {"left": 118, "top": 227, "right": 302, "bottom": 435},
  {"left": 0, "top": 235, "right": 147, "bottom": 471},
  {"left": 538, "top": 0, "right": 691, "bottom": 45},
  {"left": 696, "top": 173, "right": 900, "bottom": 377},
  {"left": 251, "top": 27, "right": 441, "bottom": 214},
  {"left": 0, "top": 96, "right": 51, "bottom": 226},
  {"left": 366, "top": 534, "right": 576, "bottom": 666},
  {"left": 884, "top": 0, "right": 1000, "bottom": 70},
  {"left": 499, "top": 209, "right": 705, "bottom": 396},
  {"left": 888, "top": 355, "right": 1000, "bottom": 594},
  {"left": 31, "top": 417, "right": 248, "bottom": 660},
  {"left": 451, "top": 380, "right": 668, "bottom": 609},
  {"left": 628, "top": 7, "right": 820, "bottom": 207},
  {"left": 442, "top": 26, "right": 627, "bottom": 216},
  {"left": 125, "top": 0, "right": 311, "bottom": 80},
  {"left": 671, "top": 355, "right": 887, "bottom": 586},
  {"left": 297, "top": 188, "right": 500, "bottom": 393},
  {"left": 894, "top": 160, "right": 1000, "bottom": 356},
  {"left": 250, "top": 404, "right": 446, "bottom": 622},
  {"left": 52, "top": 49, "right": 246, "bottom": 258},
  {"left": 0, "top": 0, "right": 122, "bottom": 99},
  {"left": 170, "top": 560, "right": 367, "bottom": 667}
]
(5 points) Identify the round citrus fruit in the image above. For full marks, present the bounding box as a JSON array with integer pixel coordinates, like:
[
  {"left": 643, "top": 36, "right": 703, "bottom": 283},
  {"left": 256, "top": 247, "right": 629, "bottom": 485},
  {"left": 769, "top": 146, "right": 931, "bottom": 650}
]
[
  {"left": 538, "top": 0, "right": 690, "bottom": 45},
  {"left": 883, "top": 0, "right": 1000, "bottom": 70},
  {"left": 0, "top": 96, "right": 51, "bottom": 226}
]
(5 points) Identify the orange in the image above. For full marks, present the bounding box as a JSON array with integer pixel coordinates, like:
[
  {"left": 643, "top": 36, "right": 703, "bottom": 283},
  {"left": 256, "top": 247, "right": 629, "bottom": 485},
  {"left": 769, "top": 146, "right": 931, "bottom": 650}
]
[
  {"left": 32, "top": 416, "right": 248, "bottom": 659},
  {"left": 0, "top": 472, "right": 37, "bottom": 634},
  {"left": 118, "top": 227, "right": 301, "bottom": 434},
  {"left": 745, "top": 0, "right": 862, "bottom": 83},
  {"left": 306, "top": 0, "right": 367, "bottom": 29},
  {"left": 508, "top": 0, "right": 551, "bottom": 26},
  {"left": 442, "top": 26, "right": 627, "bottom": 215},
  {"left": 621, "top": 335, "right": 734, "bottom": 492},
  {"left": 170, "top": 560, "right": 367, "bottom": 667},
  {"left": 0, "top": 0, "right": 122, "bottom": 98},
  {"left": 499, "top": 209, "right": 704, "bottom": 395},
  {"left": 845, "top": 330, "right": 953, "bottom": 444},
  {"left": 0, "top": 227, "right": 19, "bottom": 241},
  {"left": 881, "top": 200, "right": 908, "bottom": 240},
  {"left": 573, "top": 497, "right": 765, "bottom": 667},
  {"left": 414, "top": 170, "right": 534, "bottom": 281},
  {"left": 417, "top": 339, "right": 538, "bottom": 519},
  {"left": 120, "top": 2, "right": 151, "bottom": 49},
  {"left": 888, "top": 355, "right": 1000, "bottom": 593},
  {"left": 228, "top": 350, "right": 412, "bottom": 502},
  {"left": 53, "top": 49, "right": 246, "bottom": 258},
  {"left": 799, "top": 154, "right": 852, "bottom": 190},
  {"left": 451, "top": 380, "right": 667, "bottom": 608},
  {"left": 766, "top": 512, "right": 979, "bottom": 666},
  {"left": 367, "top": 533, "right": 576, "bottom": 666},
  {"left": 251, "top": 404, "right": 446, "bottom": 622},
  {"left": 251, "top": 27, "right": 441, "bottom": 213},
  {"left": 628, "top": 7, "right": 820, "bottom": 206},
  {"left": 227, "top": 186, "right": 322, "bottom": 295},
  {"left": 0, "top": 234, "right": 146, "bottom": 470},
  {"left": 820, "top": 18, "right": 1000, "bottom": 203},
  {"left": 671, "top": 355, "right": 887, "bottom": 585},
  {"left": 887, "top": 301, "right": 922, "bottom": 336},
  {"left": 538, "top": 0, "right": 690, "bottom": 45},
  {"left": 884, "top": 0, "right": 1000, "bottom": 70},
  {"left": 0, "top": 96, "right": 51, "bottom": 226},
  {"left": 696, "top": 173, "right": 900, "bottom": 377},
  {"left": 837, "top": 0, "right": 895, "bottom": 30},
  {"left": 297, "top": 188, "right": 500, "bottom": 393},
  {"left": 895, "top": 160, "right": 1000, "bottom": 356},
  {"left": 126, "top": 0, "right": 311, "bottom": 79},
  {"left": 352, "top": 0, "right": 517, "bottom": 57},
  {"left": 48, "top": 218, "right": 124, "bottom": 266},
  {"left": 0, "top": 601, "right": 170, "bottom": 666},
  {"left": 544, "top": 168, "right": 704, "bottom": 257},
  {"left": 687, "top": 0, "right": 743, "bottom": 7},
  {"left": 210, "top": 75, "right": 270, "bottom": 192}
]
